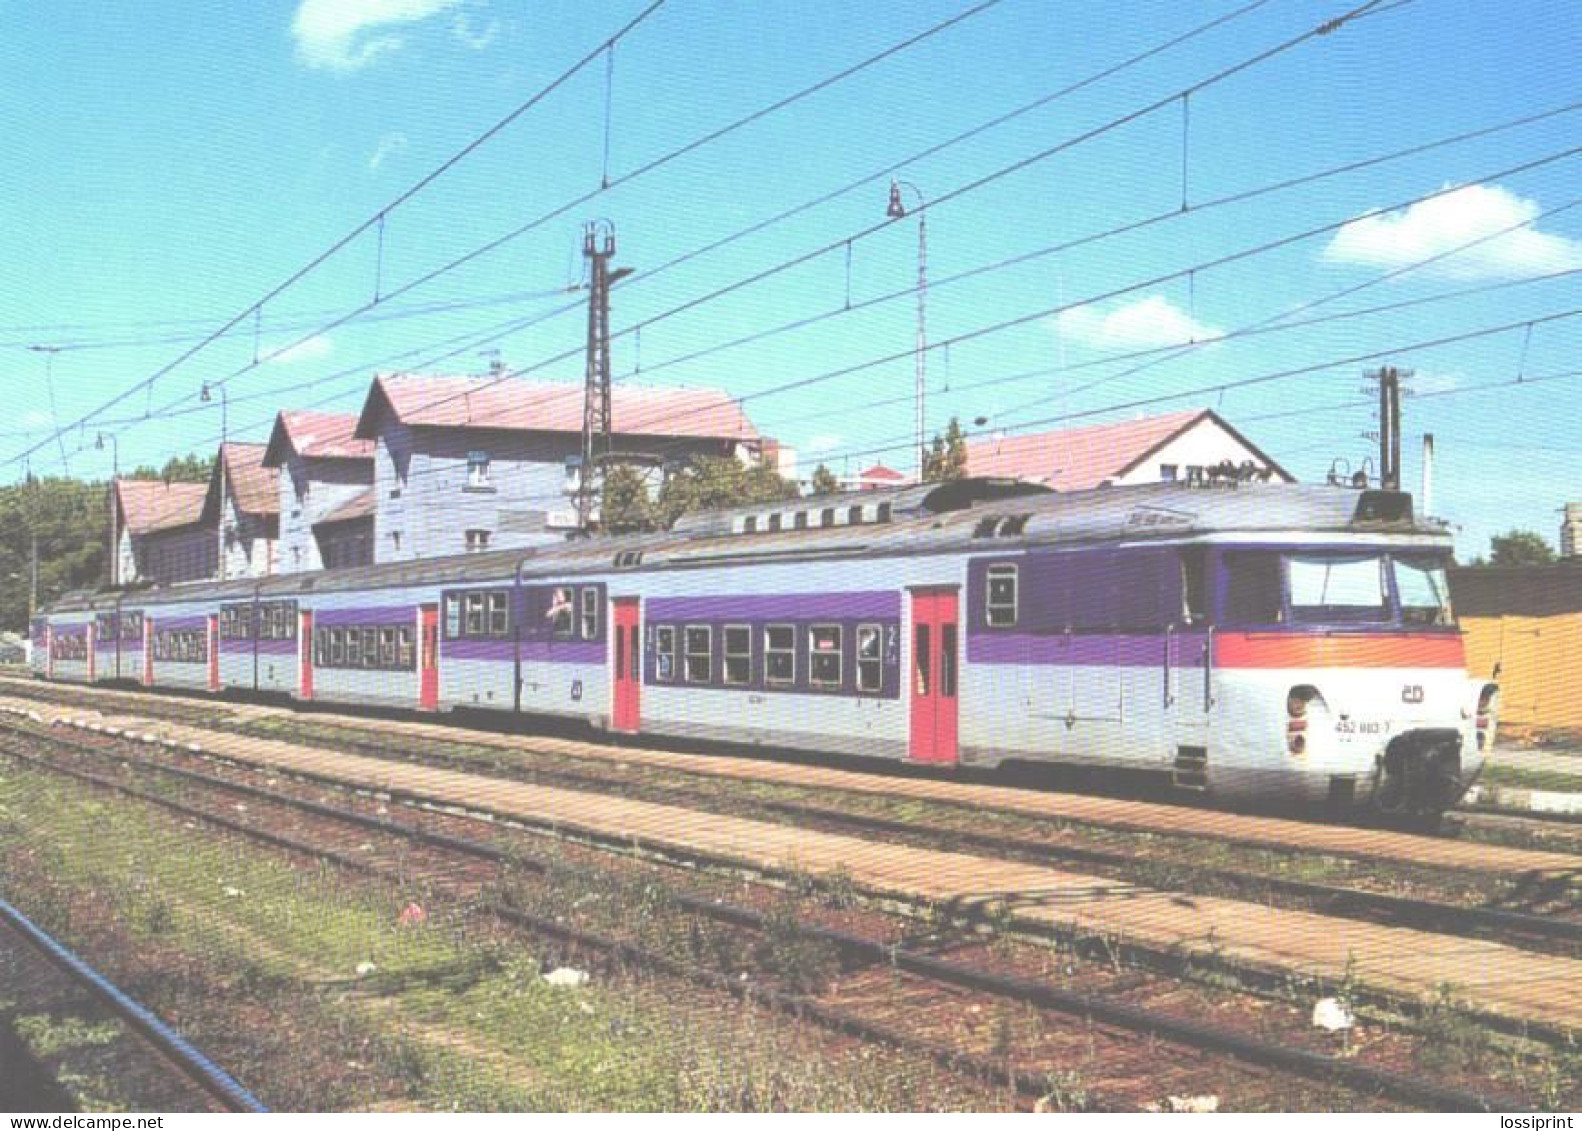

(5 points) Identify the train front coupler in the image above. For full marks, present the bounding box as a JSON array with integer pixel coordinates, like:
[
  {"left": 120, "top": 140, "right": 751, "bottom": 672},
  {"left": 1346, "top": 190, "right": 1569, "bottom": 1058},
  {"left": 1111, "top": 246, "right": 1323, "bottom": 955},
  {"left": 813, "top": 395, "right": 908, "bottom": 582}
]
[{"left": 1371, "top": 728, "right": 1467, "bottom": 817}]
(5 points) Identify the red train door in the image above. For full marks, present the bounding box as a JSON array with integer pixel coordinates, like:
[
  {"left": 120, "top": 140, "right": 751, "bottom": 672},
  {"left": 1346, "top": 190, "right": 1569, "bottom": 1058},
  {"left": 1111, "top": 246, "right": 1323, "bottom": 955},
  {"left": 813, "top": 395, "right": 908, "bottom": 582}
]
[
  {"left": 299, "top": 609, "right": 314, "bottom": 701},
  {"left": 612, "top": 598, "right": 641, "bottom": 733},
  {"left": 207, "top": 614, "right": 220, "bottom": 693},
  {"left": 142, "top": 617, "right": 153, "bottom": 686},
  {"left": 908, "top": 587, "right": 960, "bottom": 764},
  {"left": 419, "top": 605, "right": 439, "bottom": 711}
]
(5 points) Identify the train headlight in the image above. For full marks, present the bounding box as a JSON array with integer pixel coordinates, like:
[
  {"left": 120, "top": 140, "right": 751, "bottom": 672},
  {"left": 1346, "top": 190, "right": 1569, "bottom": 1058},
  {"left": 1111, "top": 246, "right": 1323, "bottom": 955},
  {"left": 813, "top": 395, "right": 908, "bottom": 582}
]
[
  {"left": 1475, "top": 683, "right": 1498, "bottom": 750},
  {"left": 1286, "top": 686, "right": 1323, "bottom": 755}
]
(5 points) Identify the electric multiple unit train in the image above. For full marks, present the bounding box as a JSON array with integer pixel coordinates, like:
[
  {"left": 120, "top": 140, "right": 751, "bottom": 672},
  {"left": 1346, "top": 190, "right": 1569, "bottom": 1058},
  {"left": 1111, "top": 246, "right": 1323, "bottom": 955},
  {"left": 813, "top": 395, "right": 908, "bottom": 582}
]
[{"left": 30, "top": 477, "right": 1497, "bottom": 816}]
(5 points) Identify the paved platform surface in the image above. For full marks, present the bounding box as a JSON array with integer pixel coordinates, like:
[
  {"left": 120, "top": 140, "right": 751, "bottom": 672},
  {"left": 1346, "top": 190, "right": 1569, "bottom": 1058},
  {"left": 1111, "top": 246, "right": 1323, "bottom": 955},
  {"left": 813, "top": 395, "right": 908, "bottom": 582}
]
[{"left": 8, "top": 694, "right": 1579, "bottom": 1032}]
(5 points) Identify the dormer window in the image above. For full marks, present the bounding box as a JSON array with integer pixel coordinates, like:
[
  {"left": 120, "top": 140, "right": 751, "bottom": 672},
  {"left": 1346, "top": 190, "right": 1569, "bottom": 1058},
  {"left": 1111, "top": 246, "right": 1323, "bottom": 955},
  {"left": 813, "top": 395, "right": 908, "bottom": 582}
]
[{"left": 467, "top": 451, "right": 492, "bottom": 489}]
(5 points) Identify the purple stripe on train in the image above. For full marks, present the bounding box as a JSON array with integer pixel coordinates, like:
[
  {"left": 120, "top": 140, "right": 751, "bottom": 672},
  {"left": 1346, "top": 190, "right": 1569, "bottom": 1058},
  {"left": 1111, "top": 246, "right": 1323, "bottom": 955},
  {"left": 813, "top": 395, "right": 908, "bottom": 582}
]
[
  {"left": 443, "top": 637, "right": 604, "bottom": 663},
  {"left": 156, "top": 615, "right": 209, "bottom": 632},
  {"left": 316, "top": 606, "right": 417, "bottom": 628},
  {"left": 647, "top": 591, "right": 901, "bottom": 622},
  {"left": 968, "top": 631, "right": 1210, "bottom": 666}
]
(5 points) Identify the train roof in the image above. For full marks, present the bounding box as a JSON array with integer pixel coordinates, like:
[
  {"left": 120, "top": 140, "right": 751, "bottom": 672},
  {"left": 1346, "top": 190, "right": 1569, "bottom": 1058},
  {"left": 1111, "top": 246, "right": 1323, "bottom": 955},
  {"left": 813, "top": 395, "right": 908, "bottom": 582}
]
[{"left": 39, "top": 479, "right": 1451, "bottom": 615}]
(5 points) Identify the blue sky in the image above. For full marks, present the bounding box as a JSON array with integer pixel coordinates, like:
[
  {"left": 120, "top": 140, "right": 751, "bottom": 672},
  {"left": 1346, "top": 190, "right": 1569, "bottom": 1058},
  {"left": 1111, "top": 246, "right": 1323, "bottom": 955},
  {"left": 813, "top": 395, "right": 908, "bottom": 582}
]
[{"left": 1, "top": 0, "right": 1578, "bottom": 559}]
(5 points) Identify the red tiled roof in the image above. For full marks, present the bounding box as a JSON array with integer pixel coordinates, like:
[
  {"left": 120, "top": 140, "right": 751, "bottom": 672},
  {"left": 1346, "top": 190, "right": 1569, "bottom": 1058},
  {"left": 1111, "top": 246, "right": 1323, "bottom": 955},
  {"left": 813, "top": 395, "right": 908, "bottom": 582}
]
[
  {"left": 262, "top": 410, "right": 373, "bottom": 466},
  {"left": 218, "top": 442, "right": 279, "bottom": 516},
  {"left": 312, "top": 487, "right": 375, "bottom": 528},
  {"left": 860, "top": 464, "right": 907, "bottom": 481},
  {"left": 964, "top": 409, "right": 1211, "bottom": 490},
  {"left": 113, "top": 479, "right": 209, "bottom": 535},
  {"left": 356, "top": 374, "right": 758, "bottom": 442}
]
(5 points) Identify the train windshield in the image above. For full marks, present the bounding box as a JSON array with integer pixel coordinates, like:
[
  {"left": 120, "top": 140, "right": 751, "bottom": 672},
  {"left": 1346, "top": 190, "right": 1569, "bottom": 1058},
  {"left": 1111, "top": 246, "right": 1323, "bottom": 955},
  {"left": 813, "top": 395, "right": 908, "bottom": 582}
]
[
  {"left": 1393, "top": 555, "right": 1455, "bottom": 626},
  {"left": 1286, "top": 553, "right": 1390, "bottom": 624}
]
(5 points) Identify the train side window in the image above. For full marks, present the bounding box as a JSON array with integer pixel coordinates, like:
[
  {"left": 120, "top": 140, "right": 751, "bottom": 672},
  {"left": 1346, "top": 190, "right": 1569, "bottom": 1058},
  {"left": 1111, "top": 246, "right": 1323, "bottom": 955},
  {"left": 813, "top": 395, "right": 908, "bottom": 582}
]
[
  {"left": 1181, "top": 549, "right": 1209, "bottom": 625},
  {"left": 579, "top": 587, "right": 600, "bottom": 640},
  {"left": 914, "top": 624, "right": 931, "bottom": 695},
  {"left": 768, "top": 514, "right": 782, "bottom": 533},
  {"left": 723, "top": 625, "right": 751, "bottom": 685},
  {"left": 314, "top": 628, "right": 327, "bottom": 666},
  {"left": 331, "top": 628, "right": 345, "bottom": 666},
  {"left": 764, "top": 624, "right": 795, "bottom": 686},
  {"left": 809, "top": 625, "right": 842, "bottom": 690},
  {"left": 820, "top": 508, "right": 835, "bottom": 528},
  {"left": 847, "top": 506, "right": 863, "bottom": 525},
  {"left": 1222, "top": 551, "right": 1283, "bottom": 624},
  {"left": 941, "top": 624, "right": 958, "bottom": 698},
  {"left": 684, "top": 626, "right": 712, "bottom": 684},
  {"left": 547, "top": 587, "right": 574, "bottom": 638},
  {"left": 743, "top": 516, "right": 757, "bottom": 534},
  {"left": 856, "top": 624, "right": 882, "bottom": 693},
  {"left": 398, "top": 627, "right": 415, "bottom": 669},
  {"left": 464, "top": 592, "right": 485, "bottom": 637},
  {"left": 488, "top": 591, "right": 509, "bottom": 637},
  {"left": 655, "top": 625, "right": 677, "bottom": 682},
  {"left": 379, "top": 627, "right": 397, "bottom": 668},
  {"left": 793, "top": 512, "right": 808, "bottom": 531},
  {"left": 986, "top": 564, "right": 1018, "bottom": 627},
  {"left": 358, "top": 628, "right": 374, "bottom": 668},
  {"left": 346, "top": 628, "right": 362, "bottom": 666},
  {"left": 444, "top": 594, "right": 461, "bottom": 639}
]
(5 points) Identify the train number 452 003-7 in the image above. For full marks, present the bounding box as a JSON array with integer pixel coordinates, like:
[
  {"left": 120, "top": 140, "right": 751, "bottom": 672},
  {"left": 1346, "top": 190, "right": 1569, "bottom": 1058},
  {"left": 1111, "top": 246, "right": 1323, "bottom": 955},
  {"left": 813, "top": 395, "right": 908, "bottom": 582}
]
[{"left": 1335, "top": 719, "right": 1391, "bottom": 736}]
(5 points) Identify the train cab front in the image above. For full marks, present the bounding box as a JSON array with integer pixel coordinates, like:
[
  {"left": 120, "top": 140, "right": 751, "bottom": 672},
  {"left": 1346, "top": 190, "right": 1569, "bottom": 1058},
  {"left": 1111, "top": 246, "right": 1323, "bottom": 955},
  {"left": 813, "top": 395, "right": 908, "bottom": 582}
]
[{"left": 1213, "top": 544, "right": 1491, "bottom": 817}]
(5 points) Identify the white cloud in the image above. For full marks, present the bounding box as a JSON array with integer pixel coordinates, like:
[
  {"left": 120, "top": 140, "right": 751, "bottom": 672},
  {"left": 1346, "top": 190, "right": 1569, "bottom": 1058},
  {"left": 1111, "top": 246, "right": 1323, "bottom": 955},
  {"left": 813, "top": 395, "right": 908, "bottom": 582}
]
[
  {"left": 267, "top": 334, "right": 335, "bottom": 365},
  {"left": 23, "top": 410, "right": 52, "bottom": 428},
  {"left": 1322, "top": 184, "right": 1582, "bottom": 280},
  {"left": 451, "top": 11, "right": 500, "bottom": 50},
  {"left": 1053, "top": 294, "right": 1221, "bottom": 351},
  {"left": 292, "top": 0, "right": 466, "bottom": 72},
  {"left": 1408, "top": 369, "right": 1461, "bottom": 397},
  {"left": 368, "top": 131, "right": 408, "bottom": 172},
  {"left": 804, "top": 434, "right": 843, "bottom": 455}
]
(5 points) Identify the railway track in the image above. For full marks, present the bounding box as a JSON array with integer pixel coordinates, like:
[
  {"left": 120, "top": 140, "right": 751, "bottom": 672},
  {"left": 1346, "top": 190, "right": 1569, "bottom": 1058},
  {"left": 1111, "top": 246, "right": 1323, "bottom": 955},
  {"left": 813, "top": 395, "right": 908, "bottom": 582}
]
[
  {"left": 4, "top": 674, "right": 1576, "bottom": 868},
  {"left": 10, "top": 682, "right": 1568, "bottom": 951},
  {"left": 0, "top": 714, "right": 1530, "bottom": 1111},
  {"left": 3, "top": 693, "right": 1578, "bottom": 1030},
  {"left": 0, "top": 895, "right": 267, "bottom": 1113}
]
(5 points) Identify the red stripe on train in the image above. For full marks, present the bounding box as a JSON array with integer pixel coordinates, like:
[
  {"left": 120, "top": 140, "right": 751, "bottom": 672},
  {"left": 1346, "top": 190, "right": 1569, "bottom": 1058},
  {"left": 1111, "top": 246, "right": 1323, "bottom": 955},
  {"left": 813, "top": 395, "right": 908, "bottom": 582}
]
[{"left": 1215, "top": 632, "right": 1465, "bottom": 669}]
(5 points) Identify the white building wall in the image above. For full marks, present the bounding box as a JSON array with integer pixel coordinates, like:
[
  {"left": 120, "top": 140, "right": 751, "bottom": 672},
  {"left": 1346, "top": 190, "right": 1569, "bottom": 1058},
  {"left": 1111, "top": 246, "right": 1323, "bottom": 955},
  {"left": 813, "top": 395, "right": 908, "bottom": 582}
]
[
  {"left": 276, "top": 454, "right": 373, "bottom": 574},
  {"left": 1111, "top": 418, "right": 1287, "bottom": 486}
]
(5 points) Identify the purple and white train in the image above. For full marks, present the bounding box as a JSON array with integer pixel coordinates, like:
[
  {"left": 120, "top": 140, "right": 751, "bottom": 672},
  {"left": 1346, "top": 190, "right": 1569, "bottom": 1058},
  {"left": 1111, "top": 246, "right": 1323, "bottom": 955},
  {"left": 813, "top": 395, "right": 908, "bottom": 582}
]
[{"left": 32, "top": 477, "right": 1497, "bottom": 816}]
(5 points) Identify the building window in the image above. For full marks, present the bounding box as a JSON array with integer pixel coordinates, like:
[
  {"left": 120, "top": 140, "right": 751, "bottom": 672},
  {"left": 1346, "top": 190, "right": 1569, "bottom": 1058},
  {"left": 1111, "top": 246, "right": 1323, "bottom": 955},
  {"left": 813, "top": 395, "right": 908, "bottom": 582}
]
[
  {"left": 723, "top": 625, "right": 751, "bottom": 686},
  {"left": 986, "top": 564, "right": 1018, "bottom": 627},
  {"left": 764, "top": 625, "right": 795, "bottom": 686},
  {"left": 877, "top": 503, "right": 892, "bottom": 523},
  {"left": 809, "top": 625, "right": 842, "bottom": 690},
  {"left": 467, "top": 451, "right": 491, "bottom": 489},
  {"left": 820, "top": 508, "right": 835, "bottom": 528},
  {"left": 465, "top": 529, "right": 490, "bottom": 553},
  {"left": 391, "top": 531, "right": 401, "bottom": 551},
  {"left": 856, "top": 624, "right": 883, "bottom": 693},
  {"left": 793, "top": 512, "right": 808, "bottom": 531},
  {"left": 684, "top": 625, "right": 712, "bottom": 684},
  {"left": 579, "top": 587, "right": 599, "bottom": 640},
  {"left": 1159, "top": 464, "right": 1178, "bottom": 482},
  {"left": 743, "top": 516, "right": 757, "bottom": 534},
  {"left": 767, "top": 514, "right": 782, "bottom": 533},
  {"left": 847, "top": 506, "right": 863, "bottom": 525},
  {"left": 654, "top": 625, "right": 677, "bottom": 682}
]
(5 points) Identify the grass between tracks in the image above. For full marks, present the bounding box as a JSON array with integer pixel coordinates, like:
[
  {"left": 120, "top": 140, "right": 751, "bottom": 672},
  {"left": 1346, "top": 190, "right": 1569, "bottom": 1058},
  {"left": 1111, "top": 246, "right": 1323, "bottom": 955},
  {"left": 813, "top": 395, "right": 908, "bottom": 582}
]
[{"left": 0, "top": 756, "right": 994, "bottom": 1111}]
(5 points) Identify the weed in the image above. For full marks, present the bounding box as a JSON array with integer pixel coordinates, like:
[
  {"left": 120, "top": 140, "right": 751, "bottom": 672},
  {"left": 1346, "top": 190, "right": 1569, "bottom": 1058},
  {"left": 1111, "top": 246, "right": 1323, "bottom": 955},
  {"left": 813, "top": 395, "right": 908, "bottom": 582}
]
[
  {"left": 1036, "top": 1069, "right": 1092, "bottom": 1113},
  {"left": 756, "top": 901, "right": 839, "bottom": 996},
  {"left": 141, "top": 897, "right": 175, "bottom": 936},
  {"left": 1416, "top": 983, "right": 1489, "bottom": 1073}
]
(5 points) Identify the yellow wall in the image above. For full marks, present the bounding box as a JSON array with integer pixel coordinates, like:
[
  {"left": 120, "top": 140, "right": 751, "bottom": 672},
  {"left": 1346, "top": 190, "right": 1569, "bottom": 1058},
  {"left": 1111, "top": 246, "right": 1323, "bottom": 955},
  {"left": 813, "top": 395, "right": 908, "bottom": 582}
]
[{"left": 1460, "top": 613, "right": 1582, "bottom": 731}]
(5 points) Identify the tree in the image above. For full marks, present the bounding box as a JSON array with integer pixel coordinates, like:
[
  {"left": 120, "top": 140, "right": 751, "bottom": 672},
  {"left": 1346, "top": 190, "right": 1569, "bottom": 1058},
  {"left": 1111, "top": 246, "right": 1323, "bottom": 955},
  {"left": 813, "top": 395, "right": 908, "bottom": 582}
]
[
  {"left": 809, "top": 463, "right": 841, "bottom": 496},
  {"left": 600, "top": 463, "right": 656, "bottom": 533},
  {"left": 124, "top": 453, "right": 215, "bottom": 484},
  {"left": 922, "top": 417, "right": 968, "bottom": 483},
  {"left": 1488, "top": 529, "right": 1556, "bottom": 567},
  {"left": 0, "top": 475, "right": 108, "bottom": 632},
  {"left": 656, "top": 455, "right": 800, "bottom": 528}
]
